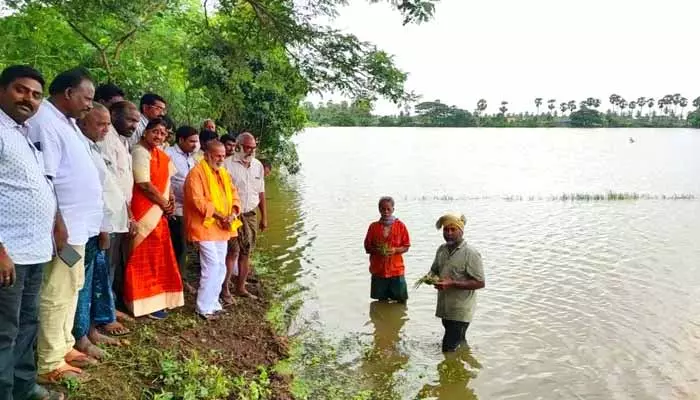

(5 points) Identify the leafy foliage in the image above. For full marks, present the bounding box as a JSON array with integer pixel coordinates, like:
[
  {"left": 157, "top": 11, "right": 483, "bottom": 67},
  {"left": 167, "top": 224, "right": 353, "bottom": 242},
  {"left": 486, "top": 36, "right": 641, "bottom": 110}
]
[{"left": 1, "top": 0, "right": 432, "bottom": 172}]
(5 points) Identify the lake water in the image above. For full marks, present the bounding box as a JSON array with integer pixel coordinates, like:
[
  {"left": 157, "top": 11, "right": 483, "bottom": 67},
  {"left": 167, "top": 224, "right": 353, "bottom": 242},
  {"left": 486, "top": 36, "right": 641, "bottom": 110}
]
[{"left": 261, "top": 128, "right": 700, "bottom": 400}]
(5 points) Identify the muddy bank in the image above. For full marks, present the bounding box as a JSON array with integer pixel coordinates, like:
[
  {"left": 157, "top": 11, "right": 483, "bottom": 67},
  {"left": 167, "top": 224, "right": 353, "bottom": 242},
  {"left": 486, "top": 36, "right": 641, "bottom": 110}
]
[{"left": 59, "top": 257, "right": 294, "bottom": 400}]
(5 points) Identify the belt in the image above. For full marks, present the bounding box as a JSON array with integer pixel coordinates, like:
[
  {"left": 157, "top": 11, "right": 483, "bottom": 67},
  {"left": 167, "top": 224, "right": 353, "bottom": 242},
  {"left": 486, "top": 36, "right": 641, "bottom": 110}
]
[{"left": 243, "top": 211, "right": 257, "bottom": 217}]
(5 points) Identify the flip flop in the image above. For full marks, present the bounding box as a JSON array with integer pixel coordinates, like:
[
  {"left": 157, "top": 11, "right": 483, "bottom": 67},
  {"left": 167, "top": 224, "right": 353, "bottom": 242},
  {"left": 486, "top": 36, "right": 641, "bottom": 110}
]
[
  {"left": 235, "top": 291, "right": 259, "bottom": 300},
  {"left": 37, "top": 364, "right": 88, "bottom": 384},
  {"left": 197, "top": 312, "right": 221, "bottom": 321},
  {"left": 220, "top": 295, "right": 235, "bottom": 307}
]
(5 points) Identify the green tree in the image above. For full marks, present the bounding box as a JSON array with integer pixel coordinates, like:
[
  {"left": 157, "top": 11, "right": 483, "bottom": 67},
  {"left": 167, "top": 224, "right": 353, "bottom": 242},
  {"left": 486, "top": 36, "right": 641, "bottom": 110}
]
[
  {"left": 476, "top": 99, "right": 487, "bottom": 114},
  {"left": 498, "top": 101, "right": 508, "bottom": 116},
  {"left": 570, "top": 107, "right": 604, "bottom": 127},
  {"left": 534, "top": 97, "right": 542, "bottom": 115}
]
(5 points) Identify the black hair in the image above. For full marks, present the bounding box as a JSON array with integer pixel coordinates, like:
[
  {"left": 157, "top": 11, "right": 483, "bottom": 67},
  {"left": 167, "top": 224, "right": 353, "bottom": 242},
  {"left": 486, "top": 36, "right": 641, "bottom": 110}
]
[
  {"left": 139, "top": 93, "right": 166, "bottom": 112},
  {"left": 259, "top": 158, "right": 272, "bottom": 168},
  {"left": 0, "top": 65, "right": 45, "bottom": 88},
  {"left": 176, "top": 125, "right": 198, "bottom": 140},
  {"left": 145, "top": 117, "right": 167, "bottom": 131},
  {"left": 94, "top": 83, "right": 125, "bottom": 103},
  {"left": 378, "top": 196, "right": 395, "bottom": 207},
  {"left": 220, "top": 134, "right": 236, "bottom": 144},
  {"left": 48, "top": 67, "right": 92, "bottom": 96},
  {"left": 162, "top": 114, "right": 176, "bottom": 131},
  {"left": 109, "top": 100, "right": 136, "bottom": 115},
  {"left": 199, "top": 129, "right": 219, "bottom": 150}
]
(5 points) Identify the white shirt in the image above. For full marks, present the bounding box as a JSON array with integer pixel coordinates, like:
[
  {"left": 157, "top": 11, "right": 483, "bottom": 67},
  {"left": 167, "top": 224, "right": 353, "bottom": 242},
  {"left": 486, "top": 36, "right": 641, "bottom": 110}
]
[
  {"left": 83, "top": 135, "right": 128, "bottom": 233},
  {"left": 165, "top": 144, "right": 197, "bottom": 216},
  {"left": 128, "top": 114, "right": 148, "bottom": 148},
  {"left": 28, "top": 100, "right": 103, "bottom": 246},
  {"left": 224, "top": 157, "right": 265, "bottom": 213},
  {"left": 0, "top": 108, "right": 57, "bottom": 264},
  {"left": 98, "top": 125, "right": 133, "bottom": 203}
]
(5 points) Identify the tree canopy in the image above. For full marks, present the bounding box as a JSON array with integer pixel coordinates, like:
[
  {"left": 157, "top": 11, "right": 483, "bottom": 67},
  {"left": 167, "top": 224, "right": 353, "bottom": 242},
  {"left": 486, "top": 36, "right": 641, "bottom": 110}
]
[{"left": 0, "top": 0, "right": 439, "bottom": 172}]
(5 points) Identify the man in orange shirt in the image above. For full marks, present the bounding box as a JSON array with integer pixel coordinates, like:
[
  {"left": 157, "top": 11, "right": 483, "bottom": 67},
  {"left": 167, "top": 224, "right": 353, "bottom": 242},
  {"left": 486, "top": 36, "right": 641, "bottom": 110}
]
[
  {"left": 363, "top": 196, "right": 411, "bottom": 303},
  {"left": 183, "top": 141, "right": 241, "bottom": 320}
]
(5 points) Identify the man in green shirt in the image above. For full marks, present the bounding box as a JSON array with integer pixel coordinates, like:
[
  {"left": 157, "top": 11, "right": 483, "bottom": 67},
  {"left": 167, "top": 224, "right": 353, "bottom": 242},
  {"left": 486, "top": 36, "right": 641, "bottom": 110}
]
[{"left": 430, "top": 213, "right": 485, "bottom": 352}]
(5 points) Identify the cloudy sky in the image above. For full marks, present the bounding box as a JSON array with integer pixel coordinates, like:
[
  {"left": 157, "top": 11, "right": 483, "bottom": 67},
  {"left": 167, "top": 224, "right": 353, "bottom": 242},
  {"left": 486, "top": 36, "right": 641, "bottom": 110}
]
[{"left": 310, "top": 0, "right": 700, "bottom": 115}]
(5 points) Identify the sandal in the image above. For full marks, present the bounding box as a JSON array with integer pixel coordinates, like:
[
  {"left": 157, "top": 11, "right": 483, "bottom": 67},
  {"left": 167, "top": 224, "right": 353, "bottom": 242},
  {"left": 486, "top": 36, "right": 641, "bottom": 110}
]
[
  {"left": 64, "top": 349, "right": 98, "bottom": 369},
  {"left": 37, "top": 364, "right": 88, "bottom": 384},
  {"left": 97, "top": 321, "right": 131, "bottom": 336},
  {"left": 197, "top": 312, "right": 221, "bottom": 321},
  {"left": 220, "top": 294, "right": 235, "bottom": 307},
  {"left": 235, "top": 291, "right": 259, "bottom": 300},
  {"left": 25, "top": 384, "right": 65, "bottom": 400}
]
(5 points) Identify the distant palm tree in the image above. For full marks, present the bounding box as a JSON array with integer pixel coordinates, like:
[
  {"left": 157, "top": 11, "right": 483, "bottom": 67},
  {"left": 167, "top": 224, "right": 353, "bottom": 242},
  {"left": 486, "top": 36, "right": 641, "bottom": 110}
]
[
  {"left": 560, "top": 102, "right": 568, "bottom": 115},
  {"left": 609, "top": 94, "right": 621, "bottom": 113},
  {"left": 629, "top": 101, "right": 637, "bottom": 117},
  {"left": 647, "top": 98, "right": 655, "bottom": 116},
  {"left": 476, "top": 99, "right": 488, "bottom": 114},
  {"left": 535, "top": 98, "right": 543, "bottom": 115},
  {"left": 636, "top": 97, "right": 646, "bottom": 115},
  {"left": 679, "top": 97, "right": 688, "bottom": 119},
  {"left": 693, "top": 96, "right": 700, "bottom": 109},
  {"left": 499, "top": 101, "right": 508, "bottom": 116},
  {"left": 619, "top": 99, "right": 628, "bottom": 115},
  {"left": 547, "top": 99, "right": 556, "bottom": 115},
  {"left": 593, "top": 98, "right": 601, "bottom": 108},
  {"left": 672, "top": 93, "right": 682, "bottom": 115},
  {"left": 568, "top": 100, "right": 577, "bottom": 113}
]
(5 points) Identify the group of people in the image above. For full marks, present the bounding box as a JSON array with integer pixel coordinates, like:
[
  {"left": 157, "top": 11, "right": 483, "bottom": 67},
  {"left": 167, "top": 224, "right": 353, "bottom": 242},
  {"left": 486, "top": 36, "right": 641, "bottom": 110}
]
[
  {"left": 0, "top": 65, "right": 269, "bottom": 400},
  {"left": 364, "top": 197, "right": 486, "bottom": 354}
]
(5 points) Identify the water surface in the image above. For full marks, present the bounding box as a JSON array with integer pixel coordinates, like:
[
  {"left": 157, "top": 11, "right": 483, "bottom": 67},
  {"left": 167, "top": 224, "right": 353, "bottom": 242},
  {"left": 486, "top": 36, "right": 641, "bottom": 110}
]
[{"left": 261, "top": 128, "right": 700, "bottom": 400}]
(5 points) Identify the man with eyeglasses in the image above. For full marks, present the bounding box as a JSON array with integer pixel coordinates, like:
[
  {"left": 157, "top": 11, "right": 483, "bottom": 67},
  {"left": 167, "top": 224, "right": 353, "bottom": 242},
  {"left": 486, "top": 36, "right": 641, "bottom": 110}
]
[
  {"left": 222, "top": 132, "right": 267, "bottom": 301},
  {"left": 128, "top": 93, "right": 167, "bottom": 147}
]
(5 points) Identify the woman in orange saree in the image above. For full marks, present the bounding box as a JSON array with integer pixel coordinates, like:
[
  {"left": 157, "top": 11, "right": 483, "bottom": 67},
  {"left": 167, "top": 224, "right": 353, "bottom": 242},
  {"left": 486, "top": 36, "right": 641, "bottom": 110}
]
[{"left": 124, "top": 118, "right": 184, "bottom": 319}]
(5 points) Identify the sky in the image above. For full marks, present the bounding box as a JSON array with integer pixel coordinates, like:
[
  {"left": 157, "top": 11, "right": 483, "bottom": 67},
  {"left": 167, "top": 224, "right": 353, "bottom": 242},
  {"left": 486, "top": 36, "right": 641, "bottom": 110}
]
[{"left": 309, "top": 0, "right": 700, "bottom": 115}]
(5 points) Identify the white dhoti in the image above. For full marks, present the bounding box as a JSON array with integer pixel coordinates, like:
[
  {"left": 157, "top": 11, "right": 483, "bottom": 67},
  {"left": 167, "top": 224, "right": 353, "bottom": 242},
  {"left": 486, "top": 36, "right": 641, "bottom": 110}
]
[{"left": 196, "top": 241, "right": 228, "bottom": 315}]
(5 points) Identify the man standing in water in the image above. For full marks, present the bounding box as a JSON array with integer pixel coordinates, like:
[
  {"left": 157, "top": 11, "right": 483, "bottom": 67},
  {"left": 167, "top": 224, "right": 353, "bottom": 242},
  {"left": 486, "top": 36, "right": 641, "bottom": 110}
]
[{"left": 430, "top": 213, "right": 485, "bottom": 353}]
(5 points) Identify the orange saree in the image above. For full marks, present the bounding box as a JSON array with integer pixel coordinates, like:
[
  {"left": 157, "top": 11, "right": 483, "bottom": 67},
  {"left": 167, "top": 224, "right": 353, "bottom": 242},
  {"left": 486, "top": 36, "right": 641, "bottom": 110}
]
[{"left": 124, "top": 144, "right": 184, "bottom": 317}]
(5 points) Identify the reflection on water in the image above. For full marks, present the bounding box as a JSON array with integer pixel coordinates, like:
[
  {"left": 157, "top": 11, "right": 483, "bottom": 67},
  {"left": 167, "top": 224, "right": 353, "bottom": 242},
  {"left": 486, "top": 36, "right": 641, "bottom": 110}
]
[
  {"left": 263, "top": 128, "right": 700, "bottom": 399},
  {"left": 416, "top": 351, "right": 480, "bottom": 400},
  {"left": 360, "top": 301, "right": 410, "bottom": 400}
]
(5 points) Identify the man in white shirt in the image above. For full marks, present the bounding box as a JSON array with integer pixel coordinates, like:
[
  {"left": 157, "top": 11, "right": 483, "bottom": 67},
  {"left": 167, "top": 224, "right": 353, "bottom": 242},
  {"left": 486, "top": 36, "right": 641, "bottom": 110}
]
[
  {"left": 73, "top": 104, "right": 130, "bottom": 361},
  {"left": 222, "top": 132, "right": 267, "bottom": 300},
  {"left": 96, "top": 96, "right": 139, "bottom": 330},
  {"left": 0, "top": 65, "right": 66, "bottom": 400},
  {"left": 128, "top": 92, "right": 166, "bottom": 148},
  {"left": 28, "top": 67, "right": 102, "bottom": 383},
  {"left": 165, "top": 126, "right": 199, "bottom": 293}
]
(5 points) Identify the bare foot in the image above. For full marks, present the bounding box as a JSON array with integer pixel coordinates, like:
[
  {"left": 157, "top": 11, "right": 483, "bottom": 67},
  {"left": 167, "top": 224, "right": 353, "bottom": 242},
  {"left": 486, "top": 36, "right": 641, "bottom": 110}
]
[
  {"left": 234, "top": 290, "right": 259, "bottom": 300},
  {"left": 74, "top": 337, "right": 105, "bottom": 360},
  {"left": 184, "top": 281, "right": 197, "bottom": 294},
  {"left": 98, "top": 321, "right": 130, "bottom": 336},
  {"left": 115, "top": 310, "right": 135, "bottom": 323},
  {"left": 89, "top": 327, "right": 121, "bottom": 346}
]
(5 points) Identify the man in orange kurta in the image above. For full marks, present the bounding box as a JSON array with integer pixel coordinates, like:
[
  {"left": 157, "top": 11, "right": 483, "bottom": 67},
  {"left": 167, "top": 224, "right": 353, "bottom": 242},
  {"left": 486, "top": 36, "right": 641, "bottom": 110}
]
[{"left": 183, "top": 141, "right": 241, "bottom": 319}]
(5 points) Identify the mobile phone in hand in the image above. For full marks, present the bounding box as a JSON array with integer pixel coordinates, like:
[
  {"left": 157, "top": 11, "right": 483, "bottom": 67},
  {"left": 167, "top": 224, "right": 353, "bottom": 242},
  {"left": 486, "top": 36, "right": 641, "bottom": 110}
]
[{"left": 58, "top": 245, "right": 82, "bottom": 268}]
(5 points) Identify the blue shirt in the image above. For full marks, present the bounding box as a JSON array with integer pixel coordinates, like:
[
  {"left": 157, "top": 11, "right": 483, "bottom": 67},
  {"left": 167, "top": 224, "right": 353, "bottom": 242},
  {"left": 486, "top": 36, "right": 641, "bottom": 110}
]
[{"left": 0, "top": 108, "right": 56, "bottom": 264}]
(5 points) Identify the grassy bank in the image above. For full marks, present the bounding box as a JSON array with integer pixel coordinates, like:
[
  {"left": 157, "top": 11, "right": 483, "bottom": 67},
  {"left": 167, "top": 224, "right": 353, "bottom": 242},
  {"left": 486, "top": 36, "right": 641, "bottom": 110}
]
[{"left": 55, "top": 254, "right": 294, "bottom": 400}]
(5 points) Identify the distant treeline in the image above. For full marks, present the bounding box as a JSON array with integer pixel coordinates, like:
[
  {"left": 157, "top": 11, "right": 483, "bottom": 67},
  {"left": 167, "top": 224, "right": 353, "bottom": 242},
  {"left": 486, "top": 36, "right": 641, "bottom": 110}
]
[{"left": 304, "top": 96, "right": 700, "bottom": 128}]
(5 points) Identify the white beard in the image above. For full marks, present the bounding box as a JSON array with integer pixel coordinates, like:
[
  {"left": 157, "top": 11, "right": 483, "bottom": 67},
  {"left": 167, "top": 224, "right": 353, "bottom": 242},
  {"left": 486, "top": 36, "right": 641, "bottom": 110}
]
[{"left": 233, "top": 148, "right": 255, "bottom": 162}]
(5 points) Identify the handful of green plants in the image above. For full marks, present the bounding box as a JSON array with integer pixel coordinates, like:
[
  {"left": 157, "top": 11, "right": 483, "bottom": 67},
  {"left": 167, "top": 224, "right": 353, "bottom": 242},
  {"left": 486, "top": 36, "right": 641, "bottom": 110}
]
[
  {"left": 376, "top": 243, "right": 392, "bottom": 256},
  {"left": 413, "top": 273, "right": 440, "bottom": 289}
]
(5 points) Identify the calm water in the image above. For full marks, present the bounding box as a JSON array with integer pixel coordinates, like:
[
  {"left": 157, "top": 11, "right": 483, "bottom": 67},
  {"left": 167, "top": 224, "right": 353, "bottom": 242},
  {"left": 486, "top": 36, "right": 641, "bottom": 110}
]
[{"left": 261, "top": 128, "right": 700, "bottom": 400}]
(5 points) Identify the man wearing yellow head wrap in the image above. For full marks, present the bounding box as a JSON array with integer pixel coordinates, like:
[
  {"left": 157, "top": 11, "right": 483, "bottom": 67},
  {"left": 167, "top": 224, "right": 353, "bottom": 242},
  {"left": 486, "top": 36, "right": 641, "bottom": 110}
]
[{"left": 429, "top": 213, "right": 485, "bottom": 352}]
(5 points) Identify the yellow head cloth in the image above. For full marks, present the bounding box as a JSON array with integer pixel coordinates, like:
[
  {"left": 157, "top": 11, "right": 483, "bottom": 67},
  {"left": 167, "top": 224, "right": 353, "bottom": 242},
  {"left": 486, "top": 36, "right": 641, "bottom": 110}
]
[{"left": 435, "top": 213, "right": 466, "bottom": 231}]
